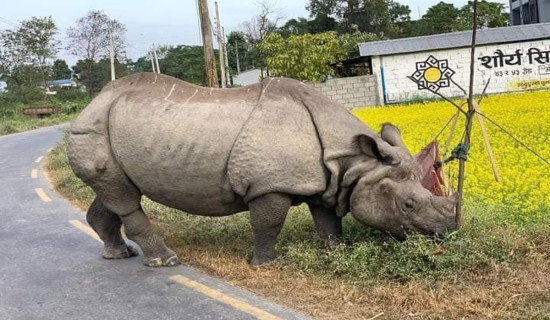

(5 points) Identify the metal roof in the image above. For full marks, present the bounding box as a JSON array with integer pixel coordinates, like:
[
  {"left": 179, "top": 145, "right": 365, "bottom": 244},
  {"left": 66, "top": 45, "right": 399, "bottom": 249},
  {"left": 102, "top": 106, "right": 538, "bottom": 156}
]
[{"left": 358, "top": 22, "right": 550, "bottom": 57}]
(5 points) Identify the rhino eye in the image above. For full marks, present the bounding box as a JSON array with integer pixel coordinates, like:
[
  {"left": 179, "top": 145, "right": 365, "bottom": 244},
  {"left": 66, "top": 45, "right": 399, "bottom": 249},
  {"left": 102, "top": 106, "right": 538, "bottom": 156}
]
[{"left": 402, "top": 198, "right": 415, "bottom": 213}]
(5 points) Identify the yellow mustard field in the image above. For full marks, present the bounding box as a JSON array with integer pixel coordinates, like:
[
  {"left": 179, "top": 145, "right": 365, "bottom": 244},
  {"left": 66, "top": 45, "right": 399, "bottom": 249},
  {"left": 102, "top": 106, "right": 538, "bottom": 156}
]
[{"left": 353, "top": 91, "right": 550, "bottom": 221}]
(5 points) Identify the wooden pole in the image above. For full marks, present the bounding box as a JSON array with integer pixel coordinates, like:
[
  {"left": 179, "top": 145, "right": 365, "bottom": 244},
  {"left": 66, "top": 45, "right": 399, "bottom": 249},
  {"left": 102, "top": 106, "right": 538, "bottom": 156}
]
[
  {"left": 153, "top": 44, "right": 161, "bottom": 74},
  {"left": 223, "top": 26, "right": 230, "bottom": 87},
  {"left": 198, "top": 0, "right": 219, "bottom": 87},
  {"left": 110, "top": 33, "right": 116, "bottom": 81},
  {"left": 444, "top": 110, "right": 460, "bottom": 156},
  {"left": 456, "top": 0, "right": 479, "bottom": 227},
  {"left": 235, "top": 39, "right": 241, "bottom": 74},
  {"left": 150, "top": 50, "right": 156, "bottom": 73},
  {"left": 215, "top": 1, "right": 226, "bottom": 88},
  {"left": 473, "top": 101, "right": 501, "bottom": 182}
]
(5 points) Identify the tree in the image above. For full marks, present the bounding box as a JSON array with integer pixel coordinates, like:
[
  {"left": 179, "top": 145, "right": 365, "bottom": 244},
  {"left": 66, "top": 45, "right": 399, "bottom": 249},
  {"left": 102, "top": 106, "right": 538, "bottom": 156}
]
[
  {"left": 241, "top": 0, "right": 281, "bottom": 43},
  {"left": 0, "top": 16, "right": 59, "bottom": 89},
  {"left": 51, "top": 59, "right": 71, "bottom": 80},
  {"left": 258, "top": 32, "right": 346, "bottom": 81},
  {"left": 72, "top": 57, "right": 127, "bottom": 94},
  {"left": 66, "top": 10, "right": 126, "bottom": 96},
  {"left": 157, "top": 45, "right": 210, "bottom": 85},
  {"left": 339, "top": 32, "right": 379, "bottom": 57},
  {"left": 422, "top": 2, "right": 463, "bottom": 34},
  {"left": 459, "top": 0, "right": 509, "bottom": 29},
  {"left": 279, "top": 15, "right": 338, "bottom": 36}
]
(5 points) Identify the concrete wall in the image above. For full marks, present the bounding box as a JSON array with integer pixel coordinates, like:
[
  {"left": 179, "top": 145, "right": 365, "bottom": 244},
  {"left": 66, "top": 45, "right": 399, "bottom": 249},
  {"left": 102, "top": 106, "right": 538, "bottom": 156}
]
[
  {"left": 540, "top": 0, "right": 550, "bottom": 23},
  {"left": 233, "top": 69, "right": 262, "bottom": 86},
  {"left": 311, "top": 75, "right": 380, "bottom": 110},
  {"left": 372, "top": 38, "right": 550, "bottom": 104}
]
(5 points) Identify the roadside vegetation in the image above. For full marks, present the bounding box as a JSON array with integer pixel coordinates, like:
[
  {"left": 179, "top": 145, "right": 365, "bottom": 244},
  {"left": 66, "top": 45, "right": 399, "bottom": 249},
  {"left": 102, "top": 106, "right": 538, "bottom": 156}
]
[
  {"left": 0, "top": 88, "right": 89, "bottom": 135},
  {"left": 47, "top": 90, "right": 550, "bottom": 319}
]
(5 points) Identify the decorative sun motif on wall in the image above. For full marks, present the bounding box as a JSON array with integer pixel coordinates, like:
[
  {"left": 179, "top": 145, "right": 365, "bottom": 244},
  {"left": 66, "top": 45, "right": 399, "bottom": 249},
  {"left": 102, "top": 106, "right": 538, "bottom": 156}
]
[{"left": 411, "top": 55, "right": 456, "bottom": 92}]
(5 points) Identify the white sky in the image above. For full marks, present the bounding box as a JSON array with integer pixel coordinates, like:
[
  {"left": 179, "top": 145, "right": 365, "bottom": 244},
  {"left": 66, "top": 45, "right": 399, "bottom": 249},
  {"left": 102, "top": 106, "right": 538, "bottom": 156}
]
[{"left": 0, "top": 0, "right": 510, "bottom": 65}]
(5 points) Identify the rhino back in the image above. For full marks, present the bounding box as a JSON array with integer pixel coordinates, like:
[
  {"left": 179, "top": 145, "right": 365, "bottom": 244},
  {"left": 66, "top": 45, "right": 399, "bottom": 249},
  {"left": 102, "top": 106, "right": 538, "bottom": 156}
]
[{"left": 105, "top": 74, "right": 260, "bottom": 215}]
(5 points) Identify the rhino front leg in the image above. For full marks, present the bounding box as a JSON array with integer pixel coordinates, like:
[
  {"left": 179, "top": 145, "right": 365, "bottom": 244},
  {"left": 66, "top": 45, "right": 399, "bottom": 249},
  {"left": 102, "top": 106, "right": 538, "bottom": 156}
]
[
  {"left": 307, "top": 203, "right": 343, "bottom": 243},
  {"left": 120, "top": 208, "right": 180, "bottom": 267},
  {"left": 248, "top": 193, "right": 292, "bottom": 266}
]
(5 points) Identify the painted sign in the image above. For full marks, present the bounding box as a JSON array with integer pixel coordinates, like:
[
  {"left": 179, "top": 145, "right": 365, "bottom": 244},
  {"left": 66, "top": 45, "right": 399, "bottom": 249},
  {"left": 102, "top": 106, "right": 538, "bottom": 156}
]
[{"left": 410, "top": 55, "right": 456, "bottom": 92}]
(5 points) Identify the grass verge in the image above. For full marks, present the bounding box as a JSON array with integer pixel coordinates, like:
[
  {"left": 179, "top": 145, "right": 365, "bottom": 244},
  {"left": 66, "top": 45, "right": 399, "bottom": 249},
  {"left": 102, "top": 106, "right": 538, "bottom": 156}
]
[
  {"left": 0, "top": 99, "right": 88, "bottom": 136},
  {"left": 47, "top": 135, "right": 550, "bottom": 319},
  {"left": 0, "top": 113, "right": 78, "bottom": 135}
]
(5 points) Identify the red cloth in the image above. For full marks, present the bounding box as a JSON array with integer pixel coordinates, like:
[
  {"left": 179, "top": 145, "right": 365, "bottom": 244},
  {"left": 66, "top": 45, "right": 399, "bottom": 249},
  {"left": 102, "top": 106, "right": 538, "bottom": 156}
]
[{"left": 415, "top": 142, "right": 451, "bottom": 196}]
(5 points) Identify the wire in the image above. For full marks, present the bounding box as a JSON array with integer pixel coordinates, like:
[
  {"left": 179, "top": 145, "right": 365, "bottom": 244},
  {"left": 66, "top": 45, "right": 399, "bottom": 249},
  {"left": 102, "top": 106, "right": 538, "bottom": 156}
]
[
  {"left": 475, "top": 111, "right": 550, "bottom": 166},
  {"left": 0, "top": 16, "right": 17, "bottom": 27}
]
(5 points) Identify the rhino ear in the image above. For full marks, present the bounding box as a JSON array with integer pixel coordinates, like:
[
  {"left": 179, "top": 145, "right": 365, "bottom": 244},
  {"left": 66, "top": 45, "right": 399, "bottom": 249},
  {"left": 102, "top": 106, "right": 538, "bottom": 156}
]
[
  {"left": 381, "top": 123, "right": 405, "bottom": 148},
  {"left": 356, "top": 134, "right": 398, "bottom": 164}
]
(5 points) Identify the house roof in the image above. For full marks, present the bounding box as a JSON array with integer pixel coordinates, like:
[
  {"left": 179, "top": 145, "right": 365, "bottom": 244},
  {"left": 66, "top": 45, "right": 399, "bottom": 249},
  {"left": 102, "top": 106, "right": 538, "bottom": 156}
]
[
  {"left": 48, "top": 79, "right": 74, "bottom": 86},
  {"left": 358, "top": 22, "right": 550, "bottom": 57}
]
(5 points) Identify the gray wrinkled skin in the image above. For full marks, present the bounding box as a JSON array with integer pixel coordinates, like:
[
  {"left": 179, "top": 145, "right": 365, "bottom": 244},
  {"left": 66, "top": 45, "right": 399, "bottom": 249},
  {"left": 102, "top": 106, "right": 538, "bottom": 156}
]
[{"left": 68, "top": 73, "right": 458, "bottom": 266}]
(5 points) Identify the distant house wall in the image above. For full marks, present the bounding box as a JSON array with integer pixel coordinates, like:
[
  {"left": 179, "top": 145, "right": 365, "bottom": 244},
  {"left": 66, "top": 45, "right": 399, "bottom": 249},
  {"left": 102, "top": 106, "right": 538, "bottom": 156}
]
[
  {"left": 372, "top": 39, "right": 550, "bottom": 104},
  {"left": 233, "top": 69, "right": 263, "bottom": 86},
  {"left": 311, "top": 75, "right": 380, "bottom": 110}
]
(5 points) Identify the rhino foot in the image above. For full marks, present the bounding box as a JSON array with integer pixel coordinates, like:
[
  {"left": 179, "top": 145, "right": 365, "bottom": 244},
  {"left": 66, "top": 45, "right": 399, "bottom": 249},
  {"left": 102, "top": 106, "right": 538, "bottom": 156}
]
[
  {"left": 102, "top": 245, "right": 139, "bottom": 259},
  {"left": 146, "top": 255, "right": 181, "bottom": 268},
  {"left": 251, "top": 252, "right": 280, "bottom": 267}
]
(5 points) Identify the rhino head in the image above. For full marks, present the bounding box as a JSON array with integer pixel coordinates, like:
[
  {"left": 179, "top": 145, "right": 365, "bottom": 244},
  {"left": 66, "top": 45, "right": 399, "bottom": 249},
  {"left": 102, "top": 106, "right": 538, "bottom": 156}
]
[{"left": 337, "top": 124, "right": 458, "bottom": 240}]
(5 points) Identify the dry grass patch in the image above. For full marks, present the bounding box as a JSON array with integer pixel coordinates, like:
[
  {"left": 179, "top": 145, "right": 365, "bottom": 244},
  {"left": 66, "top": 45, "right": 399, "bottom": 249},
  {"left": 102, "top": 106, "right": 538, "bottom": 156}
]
[{"left": 46, "top": 135, "right": 550, "bottom": 320}]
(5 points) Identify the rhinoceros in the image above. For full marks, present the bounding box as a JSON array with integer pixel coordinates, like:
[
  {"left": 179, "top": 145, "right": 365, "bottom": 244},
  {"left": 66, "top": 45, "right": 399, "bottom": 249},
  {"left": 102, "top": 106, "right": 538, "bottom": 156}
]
[{"left": 68, "top": 73, "right": 458, "bottom": 267}]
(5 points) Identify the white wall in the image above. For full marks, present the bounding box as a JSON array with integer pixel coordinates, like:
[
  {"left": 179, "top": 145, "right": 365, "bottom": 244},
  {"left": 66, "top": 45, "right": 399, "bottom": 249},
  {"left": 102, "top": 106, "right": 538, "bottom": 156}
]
[
  {"left": 372, "top": 39, "right": 550, "bottom": 104},
  {"left": 233, "top": 69, "right": 262, "bottom": 87}
]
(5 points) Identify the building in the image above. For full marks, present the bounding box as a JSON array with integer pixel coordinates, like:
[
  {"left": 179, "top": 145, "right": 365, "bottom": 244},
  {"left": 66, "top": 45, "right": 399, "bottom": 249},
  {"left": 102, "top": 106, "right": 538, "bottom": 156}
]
[
  {"left": 232, "top": 69, "right": 263, "bottom": 86},
  {"left": 510, "top": 0, "right": 550, "bottom": 25},
  {"left": 357, "top": 22, "right": 550, "bottom": 104}
]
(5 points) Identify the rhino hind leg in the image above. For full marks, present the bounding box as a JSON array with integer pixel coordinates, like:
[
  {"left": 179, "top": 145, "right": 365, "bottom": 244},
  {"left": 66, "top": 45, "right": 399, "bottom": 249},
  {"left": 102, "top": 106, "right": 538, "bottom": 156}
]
[
  {"left": 119, "top": 208, "right": 180, "bottom": 267},
  {"left": 69, "top": 132, "right": 179, "bottom": 267},
  {"left": 87, "top": 197, "right": 138, "bottom": 259},
  {"left": 248, "top": 193, "right": 292, "bottom": 266}
]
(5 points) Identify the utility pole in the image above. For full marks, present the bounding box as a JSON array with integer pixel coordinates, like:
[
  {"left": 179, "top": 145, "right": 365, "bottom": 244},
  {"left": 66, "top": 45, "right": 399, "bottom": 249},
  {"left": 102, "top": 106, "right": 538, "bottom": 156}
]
[
  {"left": 222, "top": 27, "right": 230, "bottom": 87},
  {"left": 235, "top": 39, "right": 241, "bottom": 74},
  {"left": 110, "top": 33, "right": 116, "bottom": 81},
  {"left": 150, "top": 50, "right": 157, "bottom": 73},
  {"left": 214, "top": 1, "right": 226, "bottom": 88},
  {"left": 153, "top": 44, "right": 161, "bottom": 74},
  {"left": 198, "top": 0, "right": 218, "bottom": 87}
]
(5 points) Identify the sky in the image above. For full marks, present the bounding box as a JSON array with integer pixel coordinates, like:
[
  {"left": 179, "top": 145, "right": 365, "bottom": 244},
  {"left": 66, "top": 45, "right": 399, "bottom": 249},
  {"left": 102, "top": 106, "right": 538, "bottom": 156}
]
[{"left": 0, "top": 0, "right": 510, "bottom": 65}]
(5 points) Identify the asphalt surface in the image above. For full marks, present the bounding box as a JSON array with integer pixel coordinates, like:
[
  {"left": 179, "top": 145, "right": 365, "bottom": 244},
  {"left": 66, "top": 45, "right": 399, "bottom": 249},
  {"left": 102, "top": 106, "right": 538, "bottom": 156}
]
[{"left": 0, "top": 124, "right": 312, "bottom": 320}]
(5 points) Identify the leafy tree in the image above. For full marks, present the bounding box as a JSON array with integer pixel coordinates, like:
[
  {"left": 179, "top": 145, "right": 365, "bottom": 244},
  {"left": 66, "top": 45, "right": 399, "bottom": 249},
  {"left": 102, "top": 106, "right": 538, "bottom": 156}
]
[
  {"left": 422, "top": 2, "right": 463, "bottom": 34},
  {"left": 258, "top": 32, "right": 346, "bottom": 82},
  {"left": 339, "top": 32, "right": 379, "bottom": 57},
  {"left": 66, "top": 10, "right": 126, "bottom": 96},
  {"left": 279, "top": 15, "right": 339, "bottom": 36},
  {"left": 72, "top": 57, "right": 127, "bottom": 94},
  {"left": 0, "top": 16, "right": 59, "bottom": 89},
  {"left": 157, "top": 45, "right": 210, "bottom": 85},
  {"left": 459, "top": 0, "right": 509, "bottom": 29},
  {"left": 51, "top": 59, "right": 71, "bottom": 80}
]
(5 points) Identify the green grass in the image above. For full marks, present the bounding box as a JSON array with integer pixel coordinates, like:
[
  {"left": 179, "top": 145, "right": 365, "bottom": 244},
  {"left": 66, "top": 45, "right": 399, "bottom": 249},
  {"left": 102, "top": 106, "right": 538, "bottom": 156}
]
[
  {"left": 47, "top": 135, "right": 550, "bottom": 319},
  {"left": 47, "top": 135, "right": 549, "bottom": 282},
  {"left": 0, "top": 99, "right": 89, "bottom": 136}
]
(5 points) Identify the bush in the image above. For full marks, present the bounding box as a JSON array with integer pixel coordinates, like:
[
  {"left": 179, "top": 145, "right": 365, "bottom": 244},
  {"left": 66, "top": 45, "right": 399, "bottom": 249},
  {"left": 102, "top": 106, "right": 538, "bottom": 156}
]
[{"left": 55, "top": 87, "right": 88, "bottom": 102}]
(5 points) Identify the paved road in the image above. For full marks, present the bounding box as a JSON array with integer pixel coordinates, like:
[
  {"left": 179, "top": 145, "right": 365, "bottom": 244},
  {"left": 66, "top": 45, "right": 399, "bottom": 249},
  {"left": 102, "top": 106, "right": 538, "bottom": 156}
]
[{"left": 0, "top": 125, "right": 311, "bottom": 320}]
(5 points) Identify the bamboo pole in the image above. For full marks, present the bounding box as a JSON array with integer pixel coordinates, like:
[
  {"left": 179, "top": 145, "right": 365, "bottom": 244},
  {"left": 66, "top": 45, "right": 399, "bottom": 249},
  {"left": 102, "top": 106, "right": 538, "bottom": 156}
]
[
  {"left": 473, "top": 101, "right": 501, "bottom": 182},
  {"left": 444, "top": 110, "right": 461, "bottom": 156},
  {"left": 456, "top": 0, "right": 479, "bottom": 227}
]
